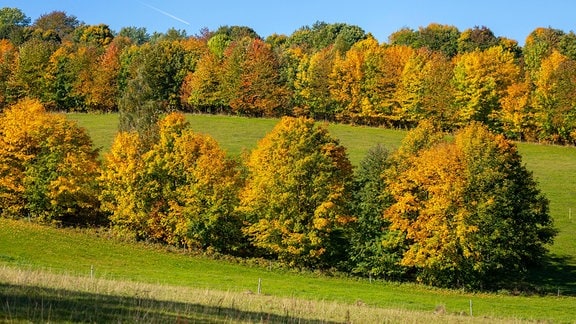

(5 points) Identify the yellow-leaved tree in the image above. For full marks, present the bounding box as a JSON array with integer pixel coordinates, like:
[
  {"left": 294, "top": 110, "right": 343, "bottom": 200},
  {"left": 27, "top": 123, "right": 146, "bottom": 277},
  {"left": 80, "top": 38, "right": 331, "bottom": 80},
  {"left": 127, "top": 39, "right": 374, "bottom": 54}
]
[
  {"left": 100, "top": 112, "right": 244, "bottom": 252},
  {"left": 330, "top": 38, "right": 413, "bottom": 126},
  {"left": 293, "top": 47, "right": 336, "bottom": 120},
  {"left": 395, "top": 48, "right": 455, "bottom": 129},
  {"left": 452, "top": 46, "right": 520, "bottom": 129},
  {"left": 532, "top": 50, "right": 576, "bottom": 144},
  {"left": 0, "top": 98, "right": 102, "bottom": 225},
  {"left": 239, "top": 117, "right": 354, "bottom": 268}
]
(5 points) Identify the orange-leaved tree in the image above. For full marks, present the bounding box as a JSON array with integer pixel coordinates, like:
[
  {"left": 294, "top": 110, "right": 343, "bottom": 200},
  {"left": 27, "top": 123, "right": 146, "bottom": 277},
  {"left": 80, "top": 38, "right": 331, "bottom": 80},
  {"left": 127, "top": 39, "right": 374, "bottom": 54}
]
[
  {"left": 0, "top": 98, "right": 102, "bottom": 225},
  {"left": 223, "top": 38, "right": 289, "bottom": 117},
  {"left": 385, "top": 122, "right": 555, "bottom": 288},
  {"left": 240, "top": 117, "right": 354, "bottom": 268}
]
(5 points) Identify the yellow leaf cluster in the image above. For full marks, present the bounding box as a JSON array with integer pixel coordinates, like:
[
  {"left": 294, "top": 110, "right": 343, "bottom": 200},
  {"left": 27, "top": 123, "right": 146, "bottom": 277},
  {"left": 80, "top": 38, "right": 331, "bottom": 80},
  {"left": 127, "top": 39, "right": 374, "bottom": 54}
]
[
  {"left": 100, "top": 112, "right": 243, "bottom": 250},
  {"left": 0, "top": 98, "right": 101, "bottom": 224}
]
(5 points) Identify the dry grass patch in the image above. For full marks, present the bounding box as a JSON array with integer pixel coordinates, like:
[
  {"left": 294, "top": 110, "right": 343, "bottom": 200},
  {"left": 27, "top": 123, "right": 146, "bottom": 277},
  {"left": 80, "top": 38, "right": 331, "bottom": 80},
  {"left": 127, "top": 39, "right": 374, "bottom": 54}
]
[{"left": 0, "top": 266, "right": 528, "bottom": 323}]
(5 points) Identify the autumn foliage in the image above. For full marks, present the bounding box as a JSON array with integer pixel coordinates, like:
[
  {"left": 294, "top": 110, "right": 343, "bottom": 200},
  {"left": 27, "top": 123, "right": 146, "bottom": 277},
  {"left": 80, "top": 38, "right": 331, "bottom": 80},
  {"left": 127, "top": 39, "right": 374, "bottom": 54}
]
[
  {"left": 240, "top": 117, "right": 353, "bottom": 267},
  {"left": 100, "top": 112, "right": 244, "bottom": 252},
  {"left": 0, "top": 98, "right": 102, "bottom": 225},
  {"left": 0, "top": 8, "right": 562, "bottom": 290},
  {"left": 0, "top": 9, "right": 576, "bottom": 143},
  {"left": 385, "top": 122, "right": 555, "bottom": 288}
]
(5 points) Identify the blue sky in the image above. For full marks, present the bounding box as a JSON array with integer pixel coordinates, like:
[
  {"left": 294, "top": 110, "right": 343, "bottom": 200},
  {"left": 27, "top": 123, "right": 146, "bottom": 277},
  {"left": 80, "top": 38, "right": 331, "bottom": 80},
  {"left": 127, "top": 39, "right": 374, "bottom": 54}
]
[{"left": 4, "top": 0, "right": 575, "bottom": 45}]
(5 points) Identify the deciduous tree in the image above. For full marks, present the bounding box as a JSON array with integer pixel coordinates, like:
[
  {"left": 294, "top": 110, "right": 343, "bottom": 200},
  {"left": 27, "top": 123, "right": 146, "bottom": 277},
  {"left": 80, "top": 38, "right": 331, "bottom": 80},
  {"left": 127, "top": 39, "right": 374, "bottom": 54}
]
[
  {"left": 100, "top": 113, "right": 244, "bottom": 252},
  {"left": 348, "top": 144, "right": 406, "bottom": 279},
  {"left": 83, "top": 40, "right": 122, "bottom": 111},
  {"left": 500, "top": 79, "right": 535, "bottom": 141},
  {"left": 0, "top": 98, "right": 102, "bottom": 225},
  {"left": 223, "top": 38, "right": 289, "bottom": 117},
  {"left": 8, "top": 38, "right": 58, "bottom": 103},
  {"left": 293, "top": 46, "right": 336, "bottom": 119},
  {"left": 33, "top": 11, "right": 80, "bottom": 42},
  {"left": 0, "top": 39, "right": 16, "bottom": 108},
  {"left": 385, "top": 123, "right": 555, "bottom": 288},
  {"left": 523, "top": 27, "right": 564, "bottom": 80},
  {"left": 240, "top": 117, "right": 353, "bottom": 267},
  {"left": 286, "top": 22, "right": 365, "bottom": 54},
  {"left": 416, "top": 23, "right": 460, "bottom": 57},
  {"left": 452, "top": 46, "right": 520, "bottom": 129},
  {"left": 532, "top": 50, "right": 576, "bottom": 143},
  {"left": 73, "top": 24, "right": 113, "bottom": 46},
  {"left": 457, "top": 26, "right": 499, "bottom": 53},
  {"left": 330, "top": 38, "right": 412, "bottom": 126},
  {"left": 0, "top": 7, "right": 30, "bottom": 45},
  {"left": 118, "top": 26, "right": 150, "bottom": 45},
  {"left": 395, "top": 48, "right": 454, "bottom": 128},
  {"left": 181, "top": 52, "right": 225, "bottom": 113}
]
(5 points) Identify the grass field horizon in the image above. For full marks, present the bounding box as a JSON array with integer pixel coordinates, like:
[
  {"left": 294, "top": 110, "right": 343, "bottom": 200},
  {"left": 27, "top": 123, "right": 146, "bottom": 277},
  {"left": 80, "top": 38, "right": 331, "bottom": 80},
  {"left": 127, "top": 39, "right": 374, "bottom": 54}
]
[{"left": 1, "top": 112, "right": 575, "bottom": 322}]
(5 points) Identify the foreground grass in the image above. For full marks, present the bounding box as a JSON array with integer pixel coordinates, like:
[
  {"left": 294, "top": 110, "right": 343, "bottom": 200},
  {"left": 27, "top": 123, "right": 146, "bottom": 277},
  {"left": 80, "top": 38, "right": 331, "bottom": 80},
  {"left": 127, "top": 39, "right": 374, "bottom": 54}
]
[
  {"left": 1, "top": 219, "right": 574, "bottom": 322},
  {"left": 0, "top": 266, "right": 522, "bottom": 324}
]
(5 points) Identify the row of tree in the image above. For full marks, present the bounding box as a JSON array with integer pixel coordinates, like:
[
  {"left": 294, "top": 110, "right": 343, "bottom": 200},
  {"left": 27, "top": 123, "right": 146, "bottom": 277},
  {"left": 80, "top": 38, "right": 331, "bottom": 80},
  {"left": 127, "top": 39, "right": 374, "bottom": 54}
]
[
  {"left": 0, "top": 98, "right": 555, "bottom": 290},
  {"left": 1, "top": 8, "right": 576, "bottom": 143}
]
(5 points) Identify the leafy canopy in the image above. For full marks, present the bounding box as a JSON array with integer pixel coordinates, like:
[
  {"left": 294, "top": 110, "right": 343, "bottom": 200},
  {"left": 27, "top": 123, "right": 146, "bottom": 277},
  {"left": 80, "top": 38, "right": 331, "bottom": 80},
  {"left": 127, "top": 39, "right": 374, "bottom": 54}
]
[{"left": 240, "top": 117, "right": 353, "bottom": 267}]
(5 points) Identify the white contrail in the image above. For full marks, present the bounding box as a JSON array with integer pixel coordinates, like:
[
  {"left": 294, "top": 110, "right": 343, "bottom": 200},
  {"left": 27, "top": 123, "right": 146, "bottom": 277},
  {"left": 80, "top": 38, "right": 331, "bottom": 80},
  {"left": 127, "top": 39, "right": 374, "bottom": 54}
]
[{"left": 140, "top": 2, "right": 190, "bottom": 25}]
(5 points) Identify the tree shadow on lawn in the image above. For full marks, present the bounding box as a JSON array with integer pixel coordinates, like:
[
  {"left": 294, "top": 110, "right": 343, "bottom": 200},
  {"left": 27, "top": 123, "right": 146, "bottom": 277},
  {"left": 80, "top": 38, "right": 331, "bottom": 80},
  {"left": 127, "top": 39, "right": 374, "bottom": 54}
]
[
  {"left": 525, "top": 254, "right": 576, "bottom": 296},
  {"left": 0, "top": 283, "right": 342, "bottom": 323}
]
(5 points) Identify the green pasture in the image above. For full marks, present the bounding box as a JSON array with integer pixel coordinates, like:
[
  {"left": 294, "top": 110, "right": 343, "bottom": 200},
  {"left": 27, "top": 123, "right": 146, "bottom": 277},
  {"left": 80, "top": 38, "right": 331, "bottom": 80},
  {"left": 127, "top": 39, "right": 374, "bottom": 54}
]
[
  {"left": 0, "top": 219, "right": 574, "bottom": 322},
  {"left": 65, "top": 113, "right": 407, "bottom": 164}
]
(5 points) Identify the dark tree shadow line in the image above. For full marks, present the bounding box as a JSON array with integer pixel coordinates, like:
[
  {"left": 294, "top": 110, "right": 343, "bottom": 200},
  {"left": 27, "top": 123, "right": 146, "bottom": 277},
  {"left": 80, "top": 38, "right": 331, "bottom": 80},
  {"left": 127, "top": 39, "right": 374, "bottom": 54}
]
[{"left": 524, "top": 254, "right": 576, "bottom": 296}]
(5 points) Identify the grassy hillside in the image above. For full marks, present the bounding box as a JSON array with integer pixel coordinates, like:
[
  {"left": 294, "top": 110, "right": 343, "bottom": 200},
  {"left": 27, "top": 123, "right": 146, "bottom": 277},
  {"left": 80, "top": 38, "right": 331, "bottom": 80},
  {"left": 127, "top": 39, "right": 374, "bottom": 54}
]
[
  {"left": 65, "top": 113, "right": 406, "bottom": 164},
  {"left": 0, "top": 218, "right": 574, "bottom": 322}
]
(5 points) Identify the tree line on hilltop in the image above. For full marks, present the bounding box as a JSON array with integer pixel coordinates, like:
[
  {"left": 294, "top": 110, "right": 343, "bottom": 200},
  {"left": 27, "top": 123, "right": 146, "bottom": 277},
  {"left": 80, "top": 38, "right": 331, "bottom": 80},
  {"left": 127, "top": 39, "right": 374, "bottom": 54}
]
[{"left": 1, "top": 7, "right": 576, "bottom": 143}]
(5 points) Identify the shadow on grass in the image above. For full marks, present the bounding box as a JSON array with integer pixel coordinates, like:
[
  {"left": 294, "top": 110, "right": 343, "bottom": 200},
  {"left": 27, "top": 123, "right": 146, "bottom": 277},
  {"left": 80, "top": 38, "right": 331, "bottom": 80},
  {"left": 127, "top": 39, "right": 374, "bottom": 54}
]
[
  {"left": 0, "top": 283, "right": 342, "bottom": 323},
  {"left": 526, "top": 254, "right": 576, "bottom": 296}
]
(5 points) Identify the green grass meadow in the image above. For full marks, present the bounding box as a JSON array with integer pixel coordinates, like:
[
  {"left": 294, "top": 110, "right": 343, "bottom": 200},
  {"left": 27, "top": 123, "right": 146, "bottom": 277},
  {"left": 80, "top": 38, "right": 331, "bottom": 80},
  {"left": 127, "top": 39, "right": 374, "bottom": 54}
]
[
  {"left": 1, "top": 219, "right": 574, "bottom": 322},
  {"left": 1, "top": 112, "right": 575, "bottom": 322}
]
